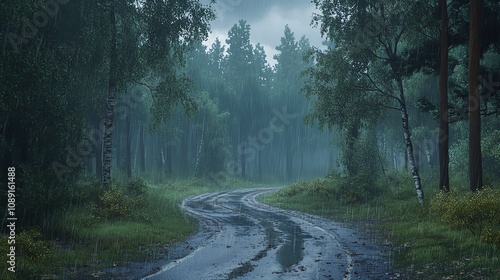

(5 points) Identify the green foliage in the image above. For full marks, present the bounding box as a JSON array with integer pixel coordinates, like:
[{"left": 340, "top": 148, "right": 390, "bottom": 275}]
[
  {"left": 338, "top": 172, "right": 373, "bottom": 204},
  {"left": 127, "top": 177, "right": 148, "bottom": 195},
  {"left": 275, "top": 182, "right": 308, "bottom": 197},
  {"left": 96, "top": 185, "right": 135, "bottom": 219},
  {"left": 71, "top": 180, "right": 103, "bottom": 205},
  {"left": 306, "top": 179, "right": 334, "bottom": 199},
  {"left": 47, "top": 178, "right": 258, "bottom": 273},
  {"left": 450, "top": 130, "right": 500, "bottom": 183},
  {"left": 336, "top": 128, "right": 383, "bottom": 203},
  {"left": 0, "top": 228, "right": 53, "bottom": 279},
  {"left": 275, "top": 179, "right": 338, "bottom": 201},
  {"left": 380, "top": 169, "right": 427, "bottom": 202},
  {"left": 481, "top": 228, "right": 500, "bottom": 247},
  {"left": 275, "top": 172, "right": 383, "bottom": 204},
  {"left": 261, "top": 172, "right": 500, "bottom": 279},
  {"left": 431, "top": 188, "right": 500, "bottom": 243},
  {"left": 16, "top": 228, "right": 53, "bottom": 263}
]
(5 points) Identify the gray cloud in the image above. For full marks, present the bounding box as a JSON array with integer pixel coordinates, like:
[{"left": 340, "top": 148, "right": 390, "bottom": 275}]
[{"left": 202, "top": 0, "right": 325, "bottom": 65}]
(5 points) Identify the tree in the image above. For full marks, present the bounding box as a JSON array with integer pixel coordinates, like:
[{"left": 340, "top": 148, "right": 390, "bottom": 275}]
[
  {"left": 274, "top": 26, "right": 312, "bottom": 181},
  {"left": 303, "top": 46, "right": 381, "bottom": 177},
  {"left": 102, "top": 0, "right": 119, "bottom": 187},
  {"left": 0, "top": 0, "right": 89, "bottom": 224},
  {"left": 100, "top": 0, "right": 215, "bottom": 186},
  {"left": 468, "top": 0, "right": 483, "bottom": 192},
  {"left": 439, "top": 0, "right": 450, "bottom": 192},
  {"left": 311, "top": 0, "right": 438, "bottom": 202}
]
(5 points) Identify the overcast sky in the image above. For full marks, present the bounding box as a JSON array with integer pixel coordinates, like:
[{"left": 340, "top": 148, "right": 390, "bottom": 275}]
[{"left": 201, "top": 0, "right": 325, "bottom": 66}]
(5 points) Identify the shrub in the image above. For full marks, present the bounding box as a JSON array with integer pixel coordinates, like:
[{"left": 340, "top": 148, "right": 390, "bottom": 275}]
[
  {"left": 450, "top": 131, "right": 500, "bottom": 183},
  {"left": 0, "top": 228, "right": 53, "bottom": 279},
  {"left": 17, "top": 228, "right": 53, "bottom": 263},
  {"left": 307, "top": 179, "right": 334, "bottom": 199},
  {"left": 71, "top": 179, "right": 102, "bottom": 205},
  {"left": 127, "top": 177, "right": 148, "bottom": 195},
  {"left": 431, "top": 188, "right": 500, "bottom": 244},
  {"left": 276, "top": 182, "right": 307, "bottom": 197},
  {"left": 338, "top": 170, "right": 379, "bottom": 204},
  {"left": 481, "top": 228, "right": 500, "bottom": 247},
  {"left": 96, "top": 185, "right": 135, "bottom": 219}
]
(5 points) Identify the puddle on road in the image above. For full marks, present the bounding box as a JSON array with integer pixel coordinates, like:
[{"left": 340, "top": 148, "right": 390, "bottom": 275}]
[
  {"left": 276, "top": 223, "right": 311, "bottom": 270},
  {"left": 260, "top": 218, "right": 312, "bottom": 271}
]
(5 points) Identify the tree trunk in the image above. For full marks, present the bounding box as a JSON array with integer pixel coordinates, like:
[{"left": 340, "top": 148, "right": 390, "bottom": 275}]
[
  {"left": 239, "top": 126, "right": 246, "bottom": 180},
  {"left": 160, "top": 147, "right": 166, "bottom": 176},
  {"left": 95, "top": 120, "right": 103, "bottom": 179},
  {"left": 86, "top": 156, "right": 93, "bottom": 175},
  {"left": 193, "top": 111, "right": 205, "bottom": 177},
  {"left": 345, "top": 123, "right": 359, "bottom": 176},
  {"left": 165, "top": 145, "right": 172, "bottom": 175},
  {"left": 439, "top": 0, "right": 450, "bottom": 192},
  {"left": 258, "top": 149, "right": 263, "bottom": 182},
  {"left": 285, "top": 138, "right": 292, "bottom": 182},
  {"left": 115, "top": 120, "right": 121, "bottom": 172},
  {"left": 156, "top": 133, "right": 163, "bottom": 175},
  {"left": 126, "top": 107, "right": 132, "bottom": 179},
  {"left": 139, "top": 125, "right": 145, "bottom": 173},
  {"left": 397, "top": 78, "right": 424, "bottom": 203},
  {"left": 468, "top": 0, "right": 483, "bottom": 192},
  {"left": 102, "top": 1, "right": 118, "bottom": 187},
  {"left": 1, "top": 113, "right": 10, "bottom": 169},
  {"left": 424, "top": 139, "right": 433, "bottom": 168},
  {"left": 404, "top": 146, "right": 408, "bottom": 171}
]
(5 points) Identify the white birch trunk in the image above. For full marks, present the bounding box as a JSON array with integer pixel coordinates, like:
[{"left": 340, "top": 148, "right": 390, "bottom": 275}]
[
  {"left": 193, "top": 111, "right": 205, "bottom": 177},
  {"left": 397, "top": 78, "right": 424, "bottom": 203}
]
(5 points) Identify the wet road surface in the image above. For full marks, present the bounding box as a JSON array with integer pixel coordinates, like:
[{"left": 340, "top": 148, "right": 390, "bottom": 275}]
[{"left": 140, "top": 188, "right": 391, "bottom": 280}]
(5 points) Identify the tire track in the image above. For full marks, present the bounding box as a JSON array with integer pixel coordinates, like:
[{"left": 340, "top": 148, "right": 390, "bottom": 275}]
[{"left": 143, "top": 188, "right": 389, "bottom": 280}]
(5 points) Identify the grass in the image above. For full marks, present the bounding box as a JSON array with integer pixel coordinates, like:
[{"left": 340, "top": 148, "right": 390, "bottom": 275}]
[
  {"left": 258, "top": 171, "right": 500, "bottom": 280},
  {"left": 2, "top": 172, "right": 498, "bottom": 279},
  {"left": 0, "top": 176, "right": 254, "bottom": 279}
]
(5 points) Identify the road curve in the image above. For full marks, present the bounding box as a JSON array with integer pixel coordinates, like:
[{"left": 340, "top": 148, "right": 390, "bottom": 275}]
[{"left": 142, "top": 188, "right": 390, "bottom": 280}]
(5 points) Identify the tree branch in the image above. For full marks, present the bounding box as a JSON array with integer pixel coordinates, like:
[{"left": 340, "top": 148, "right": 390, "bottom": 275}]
[{"left": 134, "top": 81, "right": 156, "bottom": 92}]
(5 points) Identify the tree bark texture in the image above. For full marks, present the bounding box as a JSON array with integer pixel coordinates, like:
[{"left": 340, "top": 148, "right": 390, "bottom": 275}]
[
  {"left": 397, "top": 78, "right": 424, "bottom": 203},
  {"left": 102, "top": 1, "right": 118, "bottom": 187},
  {"left": 439, "top": 0, "right": 450, "bottom": 192},
  {"left": 468, "top": 0, "right": 483, "bottom": 192}
]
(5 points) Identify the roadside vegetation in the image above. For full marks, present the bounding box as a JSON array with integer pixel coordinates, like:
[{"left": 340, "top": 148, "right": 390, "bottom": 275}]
[
  {"left": 259, "top": 171, "right": 500, "bottom": 280},
  {"left": 1, "top": 1, "right": 499, "bottom": 279},
  {"left": 0, "top": 176, "right": 248, "bottom": 280}
]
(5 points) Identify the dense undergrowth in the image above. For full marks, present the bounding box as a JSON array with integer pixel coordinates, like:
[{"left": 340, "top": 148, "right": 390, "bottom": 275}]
[
  {"left": 0, "top": 176, "right": 248, "bottom": 279},
  {"left": 259, "top": 171, "right": 500, "bottom": 280}
]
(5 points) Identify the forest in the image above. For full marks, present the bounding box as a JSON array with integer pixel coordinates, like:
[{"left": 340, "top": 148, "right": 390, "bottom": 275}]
[{"left": 0, "top": 0, "right": 499, "bottom": 279}]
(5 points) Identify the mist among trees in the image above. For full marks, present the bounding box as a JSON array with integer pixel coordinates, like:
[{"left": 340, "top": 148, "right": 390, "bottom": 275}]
[{"left": 1, "top": 0, "right": 500, "bottom": 278}]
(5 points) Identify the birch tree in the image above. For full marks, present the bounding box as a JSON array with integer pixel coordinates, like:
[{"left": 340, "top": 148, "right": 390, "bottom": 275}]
[
  {"left": 100, "top": 0, "right": 215, "bottom": 186},
  {"left": 311, "top": 0, "right": 436, "bottom": 202}
]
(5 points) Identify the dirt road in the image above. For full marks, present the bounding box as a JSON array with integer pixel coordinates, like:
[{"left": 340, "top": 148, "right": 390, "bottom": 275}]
[{"left": 139, "top": 188, "right": 391, "bottom": 280}]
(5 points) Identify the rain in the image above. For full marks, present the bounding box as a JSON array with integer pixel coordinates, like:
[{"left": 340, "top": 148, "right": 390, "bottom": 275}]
[{"left": 1, "top": 0, "right": 499, "bottom": 279}]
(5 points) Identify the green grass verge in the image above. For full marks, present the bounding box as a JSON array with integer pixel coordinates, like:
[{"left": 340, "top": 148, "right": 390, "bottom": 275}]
[
  {"left": 0, "top": 176, "right": 255, "bottom": 279},
  {"left": 258, "top": 172, "right": 500, "bottom": 280}
]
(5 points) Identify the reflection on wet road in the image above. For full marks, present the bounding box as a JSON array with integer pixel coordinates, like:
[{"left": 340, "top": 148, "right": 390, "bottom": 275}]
[{"left": 143, "top": 188, "right": 390, "bottom": 280}]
